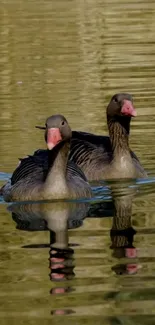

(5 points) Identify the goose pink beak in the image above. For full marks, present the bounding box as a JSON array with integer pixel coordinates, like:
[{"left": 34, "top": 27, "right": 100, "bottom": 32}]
[
  {"left": 47, "top": 128, "right": 62, "bottom": 150},
  {"left": 121, "top": 100, "right": 137, "bottom": 117}
]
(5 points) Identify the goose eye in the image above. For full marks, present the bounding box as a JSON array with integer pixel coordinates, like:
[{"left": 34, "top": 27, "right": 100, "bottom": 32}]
[
  {"left": 113, "top": 97, "right": 118, "bottom": 103},
  {"left": 61, "top": 121, "right": 65, "bottom": 126}
]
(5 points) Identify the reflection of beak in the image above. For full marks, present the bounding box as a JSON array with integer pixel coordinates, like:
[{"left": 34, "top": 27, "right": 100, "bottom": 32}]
[
  {"left": 121, "top": 100, "right": 137, "bottom": 117},
  {"left": 47, "top": 128, "right": 62, "bottom": 150},
  {"left": 125, "top": 248, "right": 137, "bottom": 258},
  {"left": 127, "top": 264, "right": 141, "bottom": 275}
]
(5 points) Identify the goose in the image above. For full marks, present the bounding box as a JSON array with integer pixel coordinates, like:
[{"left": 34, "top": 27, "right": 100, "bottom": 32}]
[
  {"left": 1, "top": 115, "right": 92, "bottom": 202},
  {"left": 69, "top": 93, "right": 147, "bottom": 180}
]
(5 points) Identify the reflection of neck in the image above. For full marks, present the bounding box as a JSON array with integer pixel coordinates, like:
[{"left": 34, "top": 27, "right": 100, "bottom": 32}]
[
  {"left": 112, "top": 195, "right": 132, "bottom": 230},
  {"left": 107, "top": 115, "right": 131, "bottom": 156},
  {"left": 49, "top": 228, "right": 68, "bottom": 250},
  {"left": 111, "top": 185, "right": 135, "bottom": 230},
  {"left": 110, "top": 190, "right": 135, "bottom": 250},
  {"left": 45, "top": 204, "right": 69, "bottom": 249}
]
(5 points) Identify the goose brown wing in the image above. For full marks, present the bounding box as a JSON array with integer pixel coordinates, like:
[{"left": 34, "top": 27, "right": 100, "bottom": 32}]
[
  {"left": 69, "top": 138, "right": 104, "bottom": 165},
  {"left": 11, "top": 150, "right": 48, "bottom": 185},
  {"left": 72, "top": 131, "right": 111, "bottom": 151},
  {"left": 67, "top": 160, "right": 88, "bottom": 182},
  {"left": 130, "top": 150, "right": 147, "bottom": 177}
]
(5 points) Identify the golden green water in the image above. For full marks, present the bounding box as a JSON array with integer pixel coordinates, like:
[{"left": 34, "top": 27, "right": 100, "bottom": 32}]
[{"left": 1, "top": 0, "right": 155, "bottom": 324}]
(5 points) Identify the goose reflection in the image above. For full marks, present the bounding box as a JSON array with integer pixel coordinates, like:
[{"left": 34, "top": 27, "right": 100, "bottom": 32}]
[
  {"left": 8, "top": 201, "right": 89, "bottom": 294},
  {"left": 110, "top": 182, "right": 139, "bottom": 275}
]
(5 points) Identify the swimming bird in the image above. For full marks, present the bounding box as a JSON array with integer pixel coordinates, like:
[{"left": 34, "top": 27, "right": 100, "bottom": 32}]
[{"left": 1, "top": 115, "right": 92, "bottom": 202}]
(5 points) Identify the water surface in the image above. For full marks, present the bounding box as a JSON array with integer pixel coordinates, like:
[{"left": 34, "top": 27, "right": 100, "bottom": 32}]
[{"left": 0, "top": 0, "right": 155, "bottom": 324}]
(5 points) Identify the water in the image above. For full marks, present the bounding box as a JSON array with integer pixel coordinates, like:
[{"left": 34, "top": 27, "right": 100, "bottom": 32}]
[{"left": 1, "top": 0, "right": 155, "bottom": 324}]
